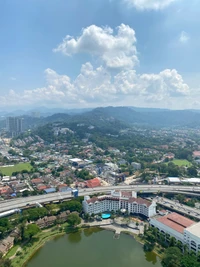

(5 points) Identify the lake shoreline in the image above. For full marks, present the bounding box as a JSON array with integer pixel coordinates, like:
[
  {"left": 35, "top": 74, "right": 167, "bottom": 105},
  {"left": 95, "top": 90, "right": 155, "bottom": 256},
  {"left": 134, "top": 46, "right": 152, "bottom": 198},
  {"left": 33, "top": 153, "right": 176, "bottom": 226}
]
[{"left": 11, "top": 225, "right": 161, "bottom": 267}]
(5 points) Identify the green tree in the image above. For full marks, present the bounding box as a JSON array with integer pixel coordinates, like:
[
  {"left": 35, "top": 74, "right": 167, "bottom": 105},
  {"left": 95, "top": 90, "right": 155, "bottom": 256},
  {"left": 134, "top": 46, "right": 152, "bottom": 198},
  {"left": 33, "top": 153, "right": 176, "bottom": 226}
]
[
  {"left": 60, "top": 200, "right": 82, "bottom": 213},
  {"left": 169, "top": 236, "right": 176, "bottom": 247},
  {"left": 187, "top": 166, "right": 197, "bottom": 177},
  {"left": 22, "top": 190, "right": 30, "bottom": 197},
  {"left": 175, "top": 194, "right": 185, "bottom": 203},
  {"left": 23, "top": 224, "right": 40, "bottom": 240},
  {"left": 67, "top": 213, "right": 81, "bottom": 227},
  {"left": 0, "top": 252, "right": 12, "bottom": 267},
  {"left": 161, "top": 247, "right": 181, "bottom": 267}
]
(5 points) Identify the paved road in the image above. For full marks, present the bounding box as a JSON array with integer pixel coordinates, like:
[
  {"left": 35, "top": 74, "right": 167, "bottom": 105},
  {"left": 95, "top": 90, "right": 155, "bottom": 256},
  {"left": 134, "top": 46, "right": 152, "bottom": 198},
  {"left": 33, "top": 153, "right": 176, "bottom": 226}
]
[
  {"left": 0, "top": 184, "right": 200, "bottom": 213},
  {"left": 154, "top": 196, "right": 200, "bottom": 220}
]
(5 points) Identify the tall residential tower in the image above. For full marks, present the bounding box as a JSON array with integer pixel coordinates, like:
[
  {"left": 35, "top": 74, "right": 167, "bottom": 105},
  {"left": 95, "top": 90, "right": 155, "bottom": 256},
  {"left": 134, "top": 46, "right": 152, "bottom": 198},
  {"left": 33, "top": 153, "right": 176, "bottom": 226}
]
[{"left": 6, "top": 117, "right": 23, "bottom": 137}]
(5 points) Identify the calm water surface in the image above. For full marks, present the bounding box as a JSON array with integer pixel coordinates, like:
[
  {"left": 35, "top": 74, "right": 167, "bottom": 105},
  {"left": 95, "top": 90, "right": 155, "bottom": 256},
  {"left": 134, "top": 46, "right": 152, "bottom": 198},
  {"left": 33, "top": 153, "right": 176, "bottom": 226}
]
[{"left": 26, "top": 228, "right": 161, "bottom": 267}]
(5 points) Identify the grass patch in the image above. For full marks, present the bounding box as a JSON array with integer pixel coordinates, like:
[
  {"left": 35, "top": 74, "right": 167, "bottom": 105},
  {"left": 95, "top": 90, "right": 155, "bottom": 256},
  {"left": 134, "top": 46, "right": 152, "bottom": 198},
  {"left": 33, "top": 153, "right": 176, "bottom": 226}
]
[
  {"left": 168, "top": 159, "right": 192, "bottom": 167},
  {"left": 5, "top": 245, "right": 19, "bottom": 258},
  {"left": 0, "top": 163, "right": 32, "bottom": 176}
]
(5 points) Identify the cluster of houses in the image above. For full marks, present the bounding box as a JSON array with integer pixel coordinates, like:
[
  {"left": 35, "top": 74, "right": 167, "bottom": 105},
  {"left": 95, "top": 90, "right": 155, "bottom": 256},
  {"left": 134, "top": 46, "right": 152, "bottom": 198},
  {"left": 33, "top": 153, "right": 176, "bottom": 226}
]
[{"left": 35, "top": 210, "right": 79, "bottom": 229}]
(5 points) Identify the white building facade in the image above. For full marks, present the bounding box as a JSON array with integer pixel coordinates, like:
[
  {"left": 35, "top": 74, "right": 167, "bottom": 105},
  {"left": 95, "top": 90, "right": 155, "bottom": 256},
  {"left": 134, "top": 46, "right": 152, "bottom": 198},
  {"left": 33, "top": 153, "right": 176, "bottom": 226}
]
[
  {"left": 150, "top": 213, "right": 200, "bottom": 253},
  {"left": 184, "top": 223, "right": 200, "bottom": 252},
  {"left": 82, "top": 190, "right": 157, "bottom": 217}
]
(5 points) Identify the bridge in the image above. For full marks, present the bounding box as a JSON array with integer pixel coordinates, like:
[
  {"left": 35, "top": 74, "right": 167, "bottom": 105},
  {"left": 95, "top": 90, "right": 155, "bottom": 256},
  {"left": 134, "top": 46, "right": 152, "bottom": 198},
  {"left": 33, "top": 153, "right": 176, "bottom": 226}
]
[{"left": 0, "top": 184, "right": 200, "bottom": 213}]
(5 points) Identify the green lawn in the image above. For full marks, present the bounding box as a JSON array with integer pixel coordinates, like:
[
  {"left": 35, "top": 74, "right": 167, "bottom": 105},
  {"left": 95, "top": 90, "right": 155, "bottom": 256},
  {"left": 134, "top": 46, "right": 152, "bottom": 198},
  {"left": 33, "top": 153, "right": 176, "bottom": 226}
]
[
  {"left": 171, "top": 159, "right": 192, "bottom": 167},
  {"left": 0, "top": 162, "right": 32, "bottom": 176},
  {"left": 5, "top": 245, "right": 19, "bottom": 258}
]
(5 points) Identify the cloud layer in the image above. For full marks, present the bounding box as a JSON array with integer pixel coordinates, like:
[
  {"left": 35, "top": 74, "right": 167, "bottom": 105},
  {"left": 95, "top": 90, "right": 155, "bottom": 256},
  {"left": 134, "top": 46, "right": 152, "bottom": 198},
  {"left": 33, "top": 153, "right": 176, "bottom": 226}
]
[
  {"left": 0, "top": 64, "right": 190, "bottom": 108},
  {"left": 124, "top": 0, "right": 176, "bottom": 10}
]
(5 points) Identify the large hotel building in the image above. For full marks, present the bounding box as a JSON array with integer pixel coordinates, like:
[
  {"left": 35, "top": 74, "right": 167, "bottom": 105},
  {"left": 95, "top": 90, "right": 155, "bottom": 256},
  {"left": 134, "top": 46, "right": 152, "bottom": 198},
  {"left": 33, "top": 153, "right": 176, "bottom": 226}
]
[{"left": 82, "top": 190, "right": 157, "bottom": 217}]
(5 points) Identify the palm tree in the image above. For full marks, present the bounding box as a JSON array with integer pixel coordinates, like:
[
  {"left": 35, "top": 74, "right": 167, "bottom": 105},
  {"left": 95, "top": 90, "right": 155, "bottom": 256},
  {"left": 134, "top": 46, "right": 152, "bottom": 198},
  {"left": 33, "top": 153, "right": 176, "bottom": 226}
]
[
  {"left": 183, "top": 244, "right": 189, "bottom": 255},
  {"left": 169, "top": 236, "right": 176, "bottom": 247},
  {"left": 177, "top": 241, "right": 183, "bottom": 251}
]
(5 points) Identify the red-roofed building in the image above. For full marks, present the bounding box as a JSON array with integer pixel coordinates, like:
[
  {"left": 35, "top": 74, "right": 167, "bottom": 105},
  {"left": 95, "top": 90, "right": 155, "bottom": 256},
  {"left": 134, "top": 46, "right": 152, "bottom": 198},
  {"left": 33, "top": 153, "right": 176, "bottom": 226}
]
[
  {"left": 150, "top": 212, "right": 195, "bottom": 243},
  {"left": 37, "top": 184, "right": 47, "bottom": 191},
  {"left": 31, "top": 178, "right": 43, "bottom": 185},
  {"left": 193, "top": 151, "right": 200, "bottom": 158},
  {"left": 85, "top": 178, "right": 101, "bottom": 188},
  {"left": 57, "top": 184, "right": 69, "bottom": 192},
  {"left": 0, "top": 186, "right": 12, "bottom": 195}
]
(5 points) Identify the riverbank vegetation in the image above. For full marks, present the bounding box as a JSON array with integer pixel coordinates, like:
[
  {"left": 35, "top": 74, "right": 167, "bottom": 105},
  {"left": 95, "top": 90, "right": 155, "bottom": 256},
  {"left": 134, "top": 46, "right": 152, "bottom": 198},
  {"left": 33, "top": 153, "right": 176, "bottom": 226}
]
[
  {"left": 11, "top": 226, "right": 67, "bottom": 267},
  {"left": 0, "top": 252, "right": 12, "bottom": 267},
  {"left": 162, "top": 247, "right": 200, "bottom": 267}
]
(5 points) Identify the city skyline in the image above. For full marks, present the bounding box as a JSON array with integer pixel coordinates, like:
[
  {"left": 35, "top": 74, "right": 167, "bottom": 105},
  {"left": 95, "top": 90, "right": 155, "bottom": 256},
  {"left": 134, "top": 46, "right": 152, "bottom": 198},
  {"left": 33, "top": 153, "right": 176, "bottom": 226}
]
[{"left": 1, "top": 0, "right": 200, "bottom": 109}]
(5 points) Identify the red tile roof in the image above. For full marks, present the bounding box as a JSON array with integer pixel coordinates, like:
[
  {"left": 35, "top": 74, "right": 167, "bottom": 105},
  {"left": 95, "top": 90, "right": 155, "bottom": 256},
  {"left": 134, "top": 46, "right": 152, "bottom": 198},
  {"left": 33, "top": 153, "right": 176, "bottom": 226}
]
[
  {"left": 193, "top": 151, "right": 200, "bottom": 157},
  {"left": 86, "top": 196, "right": 120, "bottom": 204},
  {"left": 0, "top": 186, "right": 12, "bottom": 195},
  {"left": 85, "top": 178, "right": 101, "bottom": 188},
  {"left": 121, "top": 191, "right": 132, "bottom": 198},
  {"left": 37, "top": 185, "right": 47, "bottom": 191},
  {"left": 156, "top": 212, "right": 194, "bottom": 233},
  {"left": 31, "top": 178, "right": 43, "bottom": 184},
  {"left": 128, "top": 197, "right": 151, "bottom": 207}
]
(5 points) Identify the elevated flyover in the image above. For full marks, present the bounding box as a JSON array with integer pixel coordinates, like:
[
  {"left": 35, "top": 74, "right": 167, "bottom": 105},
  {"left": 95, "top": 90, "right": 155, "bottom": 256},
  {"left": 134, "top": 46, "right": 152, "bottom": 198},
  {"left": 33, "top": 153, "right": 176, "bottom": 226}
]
[{"left": 0, "top": 185, "right": 200, "bottom": 213}]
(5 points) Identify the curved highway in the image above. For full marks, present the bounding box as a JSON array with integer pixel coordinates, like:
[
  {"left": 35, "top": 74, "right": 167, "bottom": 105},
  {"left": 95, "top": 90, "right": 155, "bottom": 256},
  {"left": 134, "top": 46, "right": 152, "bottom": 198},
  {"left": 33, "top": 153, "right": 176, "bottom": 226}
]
[{"left": 0, "top": 184, "right": 200, "bottom": 213}]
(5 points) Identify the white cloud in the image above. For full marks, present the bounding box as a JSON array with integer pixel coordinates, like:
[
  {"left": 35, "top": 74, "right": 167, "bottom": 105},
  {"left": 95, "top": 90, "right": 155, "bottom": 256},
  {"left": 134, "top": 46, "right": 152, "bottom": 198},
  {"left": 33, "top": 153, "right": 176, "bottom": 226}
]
[
  {"left": 124, "top": 0, "right": 176, "bottom": 10},
  {"left": 1, "top": 23, "right": 194, "bottom": 110},
  {"left": 53, "top": 24, "right": 138, "bottom": 69},
  {"left": 10, "top": 77, "right": 16, "bottom": 81},
  {"left": 179, "top": 31, "right": 190, "bottom": 43},
  {"left": 0, "top": 64, "right": 190, "bottom": 108},
  {"left": 138, "top": 69, "right": 189, "bottom": 102}
]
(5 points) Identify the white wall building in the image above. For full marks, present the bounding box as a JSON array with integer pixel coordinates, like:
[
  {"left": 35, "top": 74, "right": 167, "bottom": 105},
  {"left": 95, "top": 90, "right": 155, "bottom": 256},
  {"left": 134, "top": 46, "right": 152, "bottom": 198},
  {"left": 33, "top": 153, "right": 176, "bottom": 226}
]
[
  {"left": 184, "top": 223, "right": 200, "bottom": 252},
  {"left": 150, "top": 212, "right": 200, "bottom": 253},
  {"left": 82, "top": 190, "right": 157, "bottom": 217},
  {"left": 131, "top": 162, "right": 141, "bottom": 170}
]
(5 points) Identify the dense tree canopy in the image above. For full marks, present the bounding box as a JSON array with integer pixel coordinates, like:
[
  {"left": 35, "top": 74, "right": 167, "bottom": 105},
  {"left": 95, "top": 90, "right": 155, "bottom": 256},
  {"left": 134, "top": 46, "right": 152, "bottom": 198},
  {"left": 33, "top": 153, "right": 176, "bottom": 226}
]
[
  {"left": 67, "top": 213, "right": 81, "bottom": 227},
  {"left": 23, "top": 224, "right": 40, "bottom": 240}
]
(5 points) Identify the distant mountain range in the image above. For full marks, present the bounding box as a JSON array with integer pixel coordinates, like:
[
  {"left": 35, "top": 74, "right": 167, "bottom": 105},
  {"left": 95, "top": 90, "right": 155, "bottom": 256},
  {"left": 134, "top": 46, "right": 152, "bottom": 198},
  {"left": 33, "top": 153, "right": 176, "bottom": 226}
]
[{"left": 1, "top": 106, "right": 200, "bottom": 130}]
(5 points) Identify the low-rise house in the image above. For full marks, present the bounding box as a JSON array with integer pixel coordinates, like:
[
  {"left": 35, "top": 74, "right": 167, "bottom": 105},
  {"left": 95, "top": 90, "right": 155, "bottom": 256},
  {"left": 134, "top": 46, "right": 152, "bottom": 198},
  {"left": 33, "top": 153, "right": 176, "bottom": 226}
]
[
  {"left": 131, "top": 162, "right": 141, "bottom": 170},
  {"left": 10, "top": 228, "right": 20, "bottom": 238},
  {"left": 58, "top": 184, "right": 71, "bottom": 192},
  {"left": 31, "top": 178, "right": 43, "bottom": 185},
  {"left": 37, "top": 184, "right": 47, "bottom": 191},
  {"left": 44, "top": 187, "right": 56, "bottom": 194},
  {"left": 36, "top": 216, "right": 57, "bottom": 229},
  {"left": 57, "top": 211, "right": 70, "bottom": 223},
  {"left": 0, "top": 236, "right": 15, "bottom": 256},
  {"left": 0, "top": 186, "right": 13, "bottom": 195},
  {"left": 85, "top": 178, "right": 101, "bottom": 188}
]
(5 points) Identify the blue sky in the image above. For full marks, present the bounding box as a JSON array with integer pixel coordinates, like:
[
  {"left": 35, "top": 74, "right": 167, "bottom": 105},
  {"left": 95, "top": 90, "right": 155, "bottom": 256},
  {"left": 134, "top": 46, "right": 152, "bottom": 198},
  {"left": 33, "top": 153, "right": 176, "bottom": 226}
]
[{"left": 1, "top": 0, "right": 200, "bottom": 110}]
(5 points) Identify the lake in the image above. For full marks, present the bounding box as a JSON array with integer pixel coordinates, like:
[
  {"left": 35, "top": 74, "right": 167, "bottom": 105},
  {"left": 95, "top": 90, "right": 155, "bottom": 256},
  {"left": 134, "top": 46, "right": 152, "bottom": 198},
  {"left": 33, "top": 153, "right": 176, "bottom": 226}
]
[{"left": 26, "top": 228, "right": 161, "bottom": 267}]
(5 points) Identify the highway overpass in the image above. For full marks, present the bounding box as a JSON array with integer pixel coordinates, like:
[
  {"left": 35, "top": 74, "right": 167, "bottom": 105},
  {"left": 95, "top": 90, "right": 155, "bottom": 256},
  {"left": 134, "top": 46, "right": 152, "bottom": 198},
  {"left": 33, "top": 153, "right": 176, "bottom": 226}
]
[
  {"left": 153, "top": 196, "right": 200, "bottom": 221},
  {"left": 0, "top": 185, "right": 200, "bottom": 213}
]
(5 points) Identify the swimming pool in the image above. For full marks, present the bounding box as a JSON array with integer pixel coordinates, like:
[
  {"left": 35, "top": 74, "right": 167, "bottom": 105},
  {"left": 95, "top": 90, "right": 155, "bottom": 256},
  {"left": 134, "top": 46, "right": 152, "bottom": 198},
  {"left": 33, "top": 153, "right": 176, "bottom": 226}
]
[{"left": 102, "top": 213, "right": 111, "bottom": 219}]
